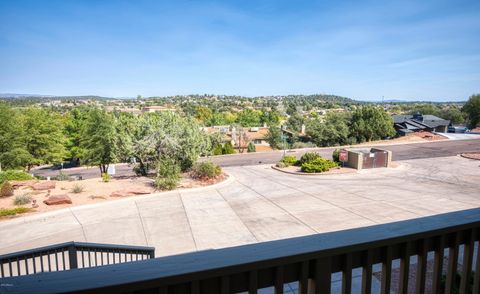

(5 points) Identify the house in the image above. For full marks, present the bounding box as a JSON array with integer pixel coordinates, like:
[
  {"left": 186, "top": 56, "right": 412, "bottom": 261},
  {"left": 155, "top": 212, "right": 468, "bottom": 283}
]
[
  {"left": 392, "top": 113, "right": 450, "bottom": 136},
  {"left": 202, "top": 125, "right": 273, "bottom": 152},
  {"left": 141, "top": 106, "right": 176, "bottom": 113}
]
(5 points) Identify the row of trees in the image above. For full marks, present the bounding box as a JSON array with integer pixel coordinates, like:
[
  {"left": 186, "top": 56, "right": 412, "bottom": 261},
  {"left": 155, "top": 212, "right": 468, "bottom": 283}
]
[
  {"left": 0, "top": 104, "right": 212, "bottom": 175},
  {"left": 266, "top": 106, "right": 396, "bottom": 148}
]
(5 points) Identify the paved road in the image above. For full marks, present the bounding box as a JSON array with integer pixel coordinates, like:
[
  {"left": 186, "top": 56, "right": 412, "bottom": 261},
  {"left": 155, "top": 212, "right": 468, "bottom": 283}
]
[{"left": 32, "top": 138, "right": 480, "bottom": 179}]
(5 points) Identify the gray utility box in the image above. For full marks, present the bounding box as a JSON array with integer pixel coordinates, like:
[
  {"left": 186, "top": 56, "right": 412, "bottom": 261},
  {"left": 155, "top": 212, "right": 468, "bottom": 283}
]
[{"left": 346, "top": 148, "right": 392, "bottom": 170}]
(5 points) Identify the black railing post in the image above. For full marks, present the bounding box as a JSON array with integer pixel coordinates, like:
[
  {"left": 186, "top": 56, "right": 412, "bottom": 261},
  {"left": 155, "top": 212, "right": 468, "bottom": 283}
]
[{"left": 68, "top": 246, "right": 78, "bottom": 269}]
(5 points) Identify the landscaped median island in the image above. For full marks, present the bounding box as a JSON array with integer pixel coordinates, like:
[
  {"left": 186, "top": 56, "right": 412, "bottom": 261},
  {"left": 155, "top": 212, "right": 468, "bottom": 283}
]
[
  {"left": 0, "top": 161, "right": 227, "bottom": 219},
  {"left": 273, "top": 151, "right": 356, "bottom": 175}
]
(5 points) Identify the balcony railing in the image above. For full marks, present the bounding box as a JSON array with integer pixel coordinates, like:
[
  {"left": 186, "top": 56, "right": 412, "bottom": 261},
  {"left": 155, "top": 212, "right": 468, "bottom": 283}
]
[
  {"left": 0, "top": 241, "right": 155, "bottom": 278},
  {"left": 1, "top": 208, "right": 479, "bottom": 294}
]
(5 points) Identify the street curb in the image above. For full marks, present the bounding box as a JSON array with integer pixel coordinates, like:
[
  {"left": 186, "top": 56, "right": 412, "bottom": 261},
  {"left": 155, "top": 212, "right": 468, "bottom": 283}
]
[
  {"left": 271, "top": 165, "right": 356, "bottom": 176},
  {"left": 460, "top": 152, "right": 480, "bottom": 161}
]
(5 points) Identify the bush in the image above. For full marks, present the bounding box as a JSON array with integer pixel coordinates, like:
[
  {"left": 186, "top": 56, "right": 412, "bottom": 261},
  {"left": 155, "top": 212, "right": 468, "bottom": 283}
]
[
  {"left": 101, "top": 173, "right": 111, "bottom": 182},
  {"left": 275, "top": 162, "right": 287, "bottom": 168},
  {"left": 301, "top": 158, "right": 338, "bottom": 173},
  {"left": 0, "top": 182, "right": 14, "bottom": 197},
  {"left": 0, "top": 170, "right": 33, "bottom": 185},
  {"left": 247, "top": 142, "right": 256, "bottom": 153},
  {"left": 191, "top": 161, "right": 221, "bottom": 180},
  {"left": 13, "top": 194, "right": 32, "bottom": 205},
  {"left": 291, "top": 142, "right": 316, "bottom": 149},
  {"left": 222, "top": 142, "right": 235, "bottom": 154},
  {"left": 155, "top": 158, "right": 181, "bottom": 190},
  {"left": 332, "top": 149, "right": 340, "bottom": 163},
  {"left": 55, "top": 171, "right": 71, "bottom": 181},
  {"left": 155, "top": 176, "right": 179, "bottom": 191},
  {"left": 0, "top": 207, "right": 31, "bottom": 217},
  {"left": 212, "top": 144, "right": 223, "bottom": 156},
  {"left": 280, "top": 155, "right": 298, "bottom": 167},
  {"left": 298, "top": 152, "right": 322, "bottom": 165},
  {"left": 71, "top": 184, "right": 85, "bottom": 194}
]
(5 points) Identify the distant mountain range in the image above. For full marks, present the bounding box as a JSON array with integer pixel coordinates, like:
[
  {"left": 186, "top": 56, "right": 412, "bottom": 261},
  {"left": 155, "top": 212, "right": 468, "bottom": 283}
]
[{"left": 0, "top": 93, "right": 55, "bottom": 98}]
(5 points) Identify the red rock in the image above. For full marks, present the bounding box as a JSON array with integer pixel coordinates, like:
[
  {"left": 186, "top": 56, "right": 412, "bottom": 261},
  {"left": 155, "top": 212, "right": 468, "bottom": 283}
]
[
  {"left": 43, "top": 194, "right": 72, "bottom": 205},
  {"left": 10, "top": 180, "right": 37, "bottom": 189},
  {"left": 32, "top": 181, "right": 56, "bottom": 191},
  {"left": 110, "top": 188, "right": 152, "bottom": 197}
]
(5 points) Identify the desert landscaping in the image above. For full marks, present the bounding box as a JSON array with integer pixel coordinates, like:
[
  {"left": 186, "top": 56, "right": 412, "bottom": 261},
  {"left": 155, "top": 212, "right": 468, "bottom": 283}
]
[{"left": 0, "top": 172, "right": 227, "bottom": 217}]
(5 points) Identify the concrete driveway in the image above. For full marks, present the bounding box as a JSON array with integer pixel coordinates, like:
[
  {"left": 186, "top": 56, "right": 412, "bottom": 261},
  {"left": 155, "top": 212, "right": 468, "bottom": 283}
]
[{"left": 1, "top": 156, "right": 479, "bottom": 257}]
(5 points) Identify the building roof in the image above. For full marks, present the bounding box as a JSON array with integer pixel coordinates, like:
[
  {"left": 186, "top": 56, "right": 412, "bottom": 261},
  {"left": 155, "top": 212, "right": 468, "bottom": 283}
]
[{"left": 392, "top": 114, "right": 450, "bottom": 129}]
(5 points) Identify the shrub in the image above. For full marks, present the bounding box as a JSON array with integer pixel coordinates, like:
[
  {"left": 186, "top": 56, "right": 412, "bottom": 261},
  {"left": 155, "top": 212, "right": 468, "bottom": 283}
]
[
  {"left": 332, "top": 149, "right": 340, "bottom": 163},
  {"left": 71, "top": 184, "right": 85, "bottom": 194},
  {"left": 222, "top": 142, "right": 235, "bottom": 154},
  {"left": 13, "top": 194, "right": 32, "bottom": 205},
  {"left": 291, "top": 142, "right": 316, "bottom": 149},
  {"left": 155, "top": 158, "right": 181, "bottom": 190},
  {"left": 301, "top": 158, "right": 338, "bottom": 173},
  {"left": 247, "top": 142, "right": 256, "bottom": 153},
  {"left": 191, "top": 161, "right": 221, "bottom": 180},
  {"left": 298, "top": 152, "right": 322, "bottom": 165},
  {"left": 0, "top": 207, "right": 31, "bottom": 217},
  {"left": 280, "top": 155, "right": 298, "bottom": 167},
  {"left": 101, "top": 173, "right": 111, "bottom": 182},
  {"left": 157, "top": 158, "right": 181, "bottom": 178},
  {"left": 0, "top": 170, "right": 33, "bottom": 185},
  {"left": 275, "top": 162, "right": 287, "bottom": 168},
  {"left": 155, "top": 176, "right": 179, "bottom": 191},
  {"left": 55, "top": 171, "right": 71, "bottom": 181},
  {"left": 212, "top": 144, "right": 223, "bottom": 156},
  {"left": 0, "top": 182, "right": 14, "bottom": 197}
]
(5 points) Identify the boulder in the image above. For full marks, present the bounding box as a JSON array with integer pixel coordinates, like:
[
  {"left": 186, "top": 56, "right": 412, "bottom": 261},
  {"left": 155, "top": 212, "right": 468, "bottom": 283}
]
[
  {"left": 43, "top": 194, "right": 72, "bottom": 205},
  {"left": 10, "top": 180, "right": 38, "bottom": 189},
  {"left": 32, "top": 181, "right": 56, "bottom": 191},
  {"left": 110, "top": 188, "right": 152, "bottom": 197}
]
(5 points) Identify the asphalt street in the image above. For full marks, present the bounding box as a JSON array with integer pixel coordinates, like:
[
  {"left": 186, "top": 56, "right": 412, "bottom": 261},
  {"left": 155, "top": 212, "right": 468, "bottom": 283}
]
[{"left": 32, "top": 138, "right": 480, "bottom": 179}]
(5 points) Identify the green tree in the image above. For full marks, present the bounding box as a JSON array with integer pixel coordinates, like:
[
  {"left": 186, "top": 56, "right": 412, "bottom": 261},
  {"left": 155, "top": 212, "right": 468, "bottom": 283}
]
[
  {"left": 0, "top": 104, "right": 26, "bottom": 169},
  {"left": 439, "top": 107, "right": 465, "bottom": 125},
  {"left": 20, "top": 108, "right": 66, "bottom": 170},
  {"left": 222, "top": 141, "right": 235, "bottom": 154},
  {"left": 81, "top": 108, "right": 118, "bottom": 175},
  {"left": 212, "top": 144, "right": 223, "bottom": 155},
  {"left": 350, "top": 106, "right": 395, "bottom": 142},
  {"left": 63, "top": 107, "right": 89, "bottom": 165},
  {"left": 462, "top": 94, "right": 480, "bottom": 128},
  {"left": 247, "top": 142, "right": 256, "bottom": 152},
  {"left": 286, "top": 112, "right": 304, "bottom": 133},
  {"left": 307, "top": 113, "right": 350, "bottom": 147},
  {"left": 194, "top": 106, "right": 213, "bottom": 125},
  {"left": 265, "top": 126, "right": 283, "bottom": 149},
  {"left": 261, "top": 110, "right": 281, "bottom": 126},
  {"left": 237, "top": 109, "right": 262, "bottom": 127},
  {"left": 131, "top": 112, "right": 211, "bottom": 174}
]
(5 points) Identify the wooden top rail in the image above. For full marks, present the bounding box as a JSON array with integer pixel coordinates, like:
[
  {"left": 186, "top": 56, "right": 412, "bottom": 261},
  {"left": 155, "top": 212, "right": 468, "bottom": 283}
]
[
  {"left": 1, "top": 208, "right": 479, "bottom": 293},
  {"left": 0, "top": 241, "right": 155, "bottom": 261}
]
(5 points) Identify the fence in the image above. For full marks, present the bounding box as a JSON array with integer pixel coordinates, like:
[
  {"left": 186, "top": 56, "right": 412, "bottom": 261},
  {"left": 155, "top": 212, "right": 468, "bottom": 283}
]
[{"left": 0, "top": 241, "right": 155, "bottom": 278}]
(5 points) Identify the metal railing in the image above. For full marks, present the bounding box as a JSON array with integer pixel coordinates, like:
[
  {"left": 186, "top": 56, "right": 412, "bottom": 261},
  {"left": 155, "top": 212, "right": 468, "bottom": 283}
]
[
  {"left": 0, "top": 241, "right": 155, "bottom": 278},
  {"left": 1, "top": 208, "right": 479, "bottom": 294}
]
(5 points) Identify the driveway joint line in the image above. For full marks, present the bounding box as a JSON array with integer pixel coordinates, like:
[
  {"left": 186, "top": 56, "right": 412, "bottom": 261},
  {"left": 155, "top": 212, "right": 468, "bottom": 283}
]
[
  {"left": 178, "top": 192, "right": 199, "bottom": 251},
  {"left": 215, "top": 188, "right": 260, "bottom": 243},
  {"left": 134, "top": 201, "right": 149, "bottom": 246},
  {"left": 237, "top": 168, "right": 319, "bottom": 234},
  {"left": 69, "top": 208, "right": 88, "bottom": 242},
  {"left": 243, "top": 166, "right": 380, "bottom": 225}
]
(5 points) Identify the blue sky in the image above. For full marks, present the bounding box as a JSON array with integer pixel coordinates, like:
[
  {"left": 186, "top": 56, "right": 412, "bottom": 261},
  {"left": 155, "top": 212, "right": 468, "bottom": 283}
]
[{"left": 0, "top": 0, "right": 479, "bottom": 101}]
